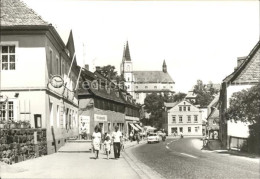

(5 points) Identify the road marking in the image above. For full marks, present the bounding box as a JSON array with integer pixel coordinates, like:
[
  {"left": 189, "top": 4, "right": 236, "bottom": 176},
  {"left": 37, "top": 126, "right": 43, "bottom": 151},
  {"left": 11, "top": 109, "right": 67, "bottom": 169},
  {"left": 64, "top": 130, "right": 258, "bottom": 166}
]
[
  {"left": 166, "top": 146, "right": 169, "bottom": 149},
  {"left": 180, "top": 153, "right": 197, "bottom": 159}
]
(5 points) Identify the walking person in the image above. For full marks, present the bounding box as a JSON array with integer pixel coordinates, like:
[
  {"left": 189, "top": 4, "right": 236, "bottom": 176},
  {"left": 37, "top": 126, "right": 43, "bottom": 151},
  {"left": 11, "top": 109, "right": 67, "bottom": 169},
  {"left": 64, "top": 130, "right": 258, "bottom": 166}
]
[
  {"left": 112, "top": 125, "right": 122, "bottom": 159},
  {"left": 103, "top": 136, "right": 112, "bottom": 160},
  {"left": 136, "top": 131, "right": 140, "bottom": 144},
  {"left": 130, "top": 130, "right": 134, "bottom": 142},
  {"left": 92, "top": 125, "right": 101, "bottom": 159}
]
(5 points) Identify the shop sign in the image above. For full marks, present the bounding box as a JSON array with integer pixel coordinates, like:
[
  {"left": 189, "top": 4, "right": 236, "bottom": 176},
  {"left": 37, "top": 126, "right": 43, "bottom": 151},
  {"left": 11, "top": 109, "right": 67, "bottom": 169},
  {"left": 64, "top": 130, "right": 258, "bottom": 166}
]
[{"left": 94, "top": 114, "right": 107, "bottom": 122}]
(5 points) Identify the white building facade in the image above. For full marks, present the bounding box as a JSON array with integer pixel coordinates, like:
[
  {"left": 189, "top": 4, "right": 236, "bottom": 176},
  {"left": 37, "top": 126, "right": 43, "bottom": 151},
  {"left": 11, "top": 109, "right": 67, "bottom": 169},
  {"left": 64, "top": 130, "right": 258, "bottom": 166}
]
[{"left": 165, "top": 100, "right": 203, "bottom": 137}]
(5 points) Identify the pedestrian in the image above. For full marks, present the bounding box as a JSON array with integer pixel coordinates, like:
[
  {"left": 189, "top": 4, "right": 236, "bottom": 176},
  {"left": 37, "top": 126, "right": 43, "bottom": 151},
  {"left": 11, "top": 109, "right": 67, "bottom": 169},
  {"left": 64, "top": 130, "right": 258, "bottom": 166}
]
[
  {"left": 121, "top": 133, "right": 125, "bottom": 152},
  {"left": 112, "top": 125, "right": 122, "bottom": 159},
  {"left": 130, "top": 130, "right": 134, "bottom": 142},
  {"left": 92, "top": 125, "right": 101, "bottom": 159},
  {"left": 136, "top": 132, "right": 140, "bottom": 144},
  {"left": 103, "top": 136, "right": 112, "bottom": 160}
]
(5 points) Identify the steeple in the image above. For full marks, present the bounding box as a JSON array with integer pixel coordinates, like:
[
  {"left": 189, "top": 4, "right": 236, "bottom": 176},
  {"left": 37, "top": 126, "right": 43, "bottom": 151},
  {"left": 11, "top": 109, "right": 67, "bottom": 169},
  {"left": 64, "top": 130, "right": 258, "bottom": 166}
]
[
  {"left": 123, "top": 41, "right": 131, "bottom": 61},
  {"left": 163, "top": 60, "right": 167, "bottom": 73}
]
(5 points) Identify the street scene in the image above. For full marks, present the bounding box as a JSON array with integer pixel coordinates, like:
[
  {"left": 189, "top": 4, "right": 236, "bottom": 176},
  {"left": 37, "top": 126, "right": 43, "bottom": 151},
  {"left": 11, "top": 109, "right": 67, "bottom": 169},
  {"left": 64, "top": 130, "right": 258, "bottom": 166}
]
[{"left": 0, "top": 0, "right": 260, "bottom": 179}]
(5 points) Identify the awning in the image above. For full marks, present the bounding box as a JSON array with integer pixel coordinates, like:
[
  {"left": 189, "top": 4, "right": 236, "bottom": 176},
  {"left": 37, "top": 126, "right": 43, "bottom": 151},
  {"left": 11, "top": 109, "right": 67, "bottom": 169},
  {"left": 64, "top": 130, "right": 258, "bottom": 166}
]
[
  {"left": 130, "top": 123, "right": 139, "bottom": 131},
  {"left": 135, "top": 124, "right": 143, "bottom": 131}
]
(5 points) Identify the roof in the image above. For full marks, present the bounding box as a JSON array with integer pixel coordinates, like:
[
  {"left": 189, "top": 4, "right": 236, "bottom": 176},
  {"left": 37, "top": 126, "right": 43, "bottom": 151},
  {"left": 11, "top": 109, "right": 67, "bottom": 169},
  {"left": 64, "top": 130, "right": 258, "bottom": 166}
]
[
  {"left": 133, "top": 71, "right": 174, "bottom": 83},
  {"left": 208, "top": 94, "right": 219, "bottom": 108},
  {"left": 164, "top": 102, "right": 179, "bottom": 108},
  {"left": 122, "top": 41, "right": 131, "bottom": 61},
  {"left": 185, "top": 90, "right": 196, "bottom": 99},
  {"left": 223, "top": 40, "right": 260, "bottom": 83},
  {"left": 0, "top": 0, "right": 49, "bottom": 27}
]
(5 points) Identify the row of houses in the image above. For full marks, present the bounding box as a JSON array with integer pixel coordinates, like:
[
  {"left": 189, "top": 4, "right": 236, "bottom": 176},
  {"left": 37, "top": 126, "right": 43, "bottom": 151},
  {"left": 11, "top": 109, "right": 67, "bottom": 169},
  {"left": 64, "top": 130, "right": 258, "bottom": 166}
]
[{"left": 0, "top": 0, "right": 141, "bottom": 154}]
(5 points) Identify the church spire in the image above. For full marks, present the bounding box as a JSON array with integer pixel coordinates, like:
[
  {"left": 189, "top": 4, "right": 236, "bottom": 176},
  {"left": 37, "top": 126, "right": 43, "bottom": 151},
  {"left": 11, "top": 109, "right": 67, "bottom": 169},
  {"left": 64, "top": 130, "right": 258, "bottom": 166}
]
[
  {"left": 163, "top": 59, "right": 167, "bottom": 73},
  {"left": 123, "top": 41, "right": 131, "bottom": 61}
]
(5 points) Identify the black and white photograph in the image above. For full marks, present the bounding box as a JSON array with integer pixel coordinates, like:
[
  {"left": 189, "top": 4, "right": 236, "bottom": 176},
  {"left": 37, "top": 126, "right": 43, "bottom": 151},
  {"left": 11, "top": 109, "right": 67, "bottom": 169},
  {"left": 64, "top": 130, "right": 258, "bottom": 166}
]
[{"left": 0, "top": 0, "right": 259, "bottom": 178}]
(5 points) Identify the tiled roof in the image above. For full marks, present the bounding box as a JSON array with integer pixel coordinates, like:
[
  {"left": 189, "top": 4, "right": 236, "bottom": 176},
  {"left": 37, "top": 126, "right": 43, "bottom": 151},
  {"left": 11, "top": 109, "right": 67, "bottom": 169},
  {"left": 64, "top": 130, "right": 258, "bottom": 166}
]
[
  {"left": 223, "top": 40, "right": 260, "bottom": 83},
  {"left": 133, "top": 71, "right": 174, "bottom": 83},
  {"left": 0, "top": 0, "right": 49, "bottom": 27}
]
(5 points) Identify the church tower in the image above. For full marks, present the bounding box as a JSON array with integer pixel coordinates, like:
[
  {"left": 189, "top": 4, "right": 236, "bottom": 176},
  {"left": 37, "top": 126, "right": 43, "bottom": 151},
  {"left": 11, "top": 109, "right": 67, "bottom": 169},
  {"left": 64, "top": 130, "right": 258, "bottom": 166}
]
[
  {"left": 120, "top": 41, "right": 134, "bottom": 96},
  {"left": 163, "top": 60, "right": 167, "bottom": 73}
]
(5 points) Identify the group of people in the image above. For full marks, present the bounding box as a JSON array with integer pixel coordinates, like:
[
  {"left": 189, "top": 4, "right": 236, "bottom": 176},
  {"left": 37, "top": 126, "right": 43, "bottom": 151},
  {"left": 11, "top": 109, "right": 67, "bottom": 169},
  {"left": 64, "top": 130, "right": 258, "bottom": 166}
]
[
  {"left": 129, "top": 130, "right": 141, "bottom": 143},
  {"left": 92, "top": 125, "right": 124, "bottom": 160}
]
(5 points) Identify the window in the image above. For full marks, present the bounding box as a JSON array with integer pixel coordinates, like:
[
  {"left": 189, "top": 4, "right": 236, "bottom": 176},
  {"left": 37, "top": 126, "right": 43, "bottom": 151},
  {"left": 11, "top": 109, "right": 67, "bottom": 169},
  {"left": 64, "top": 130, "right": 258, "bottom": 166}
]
[
  {"left": 49, "top": 49, "right": 53, "bottom": 74},
  {"left": 171, "top": 86, "right": 173, "bottom": 88},
  {"left": 179, "top": 116, "right": 183, "bottom": 123},
  {"left": 145, "top": 86, "right": 148, "bottom": 89},
  {"left": 154, "top": 86, "right": 157, "bottom": 89},
  {"left": 163, "top": 86, "right": 166, "bottom": 88},
  {"left": 179, "top": 127, "right": 183, "bottom": 133},
  {"left": 188, "top": 127, "right": 191, "bottom": 132},
  {"left": 136, "top": 93, "right": 139, "bottom": 99},
  {"left": 0, "top": 101, "right": 14, "bottom": 121},
  {"left": 57, "top": 105, "right": 60, "bottom": 127},
  {"left": 195, "top": 127, "right": 198, "bottom": 132},
  {"left": 61, "top": 59, "right": 65, "bottom": 75},
  {"left": 187, "top": 115, "right": 191, "bottom": 123},
  {"left": 179, "top": 106, "right": 182, "bottom": 111},
  {"left": 188, "top": 106, "right": 190, "bottom": 111},
  {"left": 128, "top": 85, "right": 130, "bottom": 89},
  {"left": 194, "top": 115, "right": 198, "bottom": 123},
  {"left": 128, "top": 77, "right": 130, "bottom": 81},
  {"left": 184, "top": 106, "right": 186, "bottom": 111},
  {"left": 172, "top": 116, "right": 176, "bottom": 123},
  {"left": 136, "top": 86, "right": 138, "bottom": 89},
  {"left": 56, "top": 57, "right": 60, "bottom": 75},
  {"left": 1, "top": 45, "right": 16, "bottom": 70},
  {"left": 213, "top": 120, "right": 216, "bottom": 125}
]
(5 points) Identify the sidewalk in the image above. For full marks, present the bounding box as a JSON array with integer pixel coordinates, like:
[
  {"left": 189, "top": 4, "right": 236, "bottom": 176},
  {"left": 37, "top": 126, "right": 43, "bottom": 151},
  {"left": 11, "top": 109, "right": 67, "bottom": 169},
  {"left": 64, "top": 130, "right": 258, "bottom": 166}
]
[{"left": 0, "top": 140, "right": 146, "bottom": 179}]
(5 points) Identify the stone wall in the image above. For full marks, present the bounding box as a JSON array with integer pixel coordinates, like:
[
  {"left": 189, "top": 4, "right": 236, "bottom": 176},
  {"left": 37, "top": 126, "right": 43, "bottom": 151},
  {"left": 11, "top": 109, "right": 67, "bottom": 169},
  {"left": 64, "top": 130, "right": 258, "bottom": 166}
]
[{"left": 0, "top": 128, "right": 47, "bottom": 165}]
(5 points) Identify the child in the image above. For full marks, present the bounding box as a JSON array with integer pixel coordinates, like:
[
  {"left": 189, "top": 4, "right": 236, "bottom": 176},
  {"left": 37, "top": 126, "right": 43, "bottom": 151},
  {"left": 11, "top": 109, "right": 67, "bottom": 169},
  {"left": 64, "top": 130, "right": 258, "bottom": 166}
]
[
  {"left": 121, "top": 133, "right": 125, "bottom": 152},
  {"left": 103, "top": 136, "right": 112, "bottom": 159}
]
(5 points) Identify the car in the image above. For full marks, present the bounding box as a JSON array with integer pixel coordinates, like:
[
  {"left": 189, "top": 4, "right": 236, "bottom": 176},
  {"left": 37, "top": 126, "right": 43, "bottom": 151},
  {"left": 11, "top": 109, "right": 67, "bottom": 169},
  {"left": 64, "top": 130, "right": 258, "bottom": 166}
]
[{"left": 147, "top": 133, "right": 160, "bottom": 144}]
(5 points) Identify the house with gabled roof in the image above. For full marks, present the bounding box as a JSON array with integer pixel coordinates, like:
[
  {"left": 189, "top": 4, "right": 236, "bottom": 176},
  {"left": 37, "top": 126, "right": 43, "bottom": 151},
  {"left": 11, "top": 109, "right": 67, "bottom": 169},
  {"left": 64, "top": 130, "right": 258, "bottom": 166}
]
[
  {"left": 164, "top": 100, "right": 203, "bottom": 137},
  {"left": 78, "top": 67, "right": 140, "bottom": 138},
  {"left": 0, "top": 0, "right": 79, "bottom": 154},
  {"left": 219, "top": 40, "right": 260, "bottom": 150},
  {"left": 206, "top": 94, "right": 220, "bottom": 139},
  {"left": 120, "top": 42, "right": 175, "bottom": 104}
]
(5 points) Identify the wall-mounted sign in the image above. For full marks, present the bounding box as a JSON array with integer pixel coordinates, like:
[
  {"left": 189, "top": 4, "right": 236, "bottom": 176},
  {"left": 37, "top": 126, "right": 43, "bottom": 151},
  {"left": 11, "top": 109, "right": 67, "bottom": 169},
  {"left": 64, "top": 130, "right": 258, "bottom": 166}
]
[
  {"left": 50, "top": 75, "right": 64, "bottom": 88},
  {"left": 94, "top": 114, "right": 107, "bottom": 122}
]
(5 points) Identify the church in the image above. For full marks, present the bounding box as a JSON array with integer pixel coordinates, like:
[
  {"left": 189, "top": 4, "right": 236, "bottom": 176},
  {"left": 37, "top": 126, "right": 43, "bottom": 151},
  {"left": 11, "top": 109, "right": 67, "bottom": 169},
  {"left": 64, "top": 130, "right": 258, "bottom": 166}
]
[{"left": 120, "top": 42, "right": 175, "bottom": 104}]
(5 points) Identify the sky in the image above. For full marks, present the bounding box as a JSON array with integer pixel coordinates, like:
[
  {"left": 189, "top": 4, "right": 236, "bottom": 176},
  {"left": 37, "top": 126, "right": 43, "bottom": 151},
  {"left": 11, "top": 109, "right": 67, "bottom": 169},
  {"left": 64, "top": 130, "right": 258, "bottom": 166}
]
[{"left": 23, "top": 0, "right": 260, "bottom": 93}]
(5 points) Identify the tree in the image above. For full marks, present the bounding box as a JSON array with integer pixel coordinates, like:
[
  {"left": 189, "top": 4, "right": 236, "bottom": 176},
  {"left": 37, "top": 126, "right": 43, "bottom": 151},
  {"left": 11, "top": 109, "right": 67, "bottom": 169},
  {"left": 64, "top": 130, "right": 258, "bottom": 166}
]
[
  {"left": 226, "top": 83, "right": 260, "bottom": 124},
  {"left": 193, "top": 80, "right": 219, "bottom": 107},
  {"left": 171, "top": 92, "right": 187, "bottom": 102},
  {"left": 99, "top": 65, "right": 125, "bottom": 83},
  {"left": 226, "top": 83, "right": 260, "bottom": 154},
  {"left": 144, "top": 93, "right": 165, "bottom": 128}
]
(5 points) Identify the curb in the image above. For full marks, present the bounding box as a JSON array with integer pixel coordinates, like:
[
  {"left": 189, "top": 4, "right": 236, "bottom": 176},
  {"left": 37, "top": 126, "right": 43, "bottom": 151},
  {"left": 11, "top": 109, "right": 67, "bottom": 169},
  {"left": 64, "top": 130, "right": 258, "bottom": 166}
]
[{"left": 122, "top": 142, "right": 166, "bottom": 179}]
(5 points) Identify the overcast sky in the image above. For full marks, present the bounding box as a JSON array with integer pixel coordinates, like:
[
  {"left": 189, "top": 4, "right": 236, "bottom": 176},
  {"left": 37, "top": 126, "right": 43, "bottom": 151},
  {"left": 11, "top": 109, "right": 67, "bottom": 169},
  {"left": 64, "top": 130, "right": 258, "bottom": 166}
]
[{"left": 24, "top": 0, "right": 260, "bottom": 93}]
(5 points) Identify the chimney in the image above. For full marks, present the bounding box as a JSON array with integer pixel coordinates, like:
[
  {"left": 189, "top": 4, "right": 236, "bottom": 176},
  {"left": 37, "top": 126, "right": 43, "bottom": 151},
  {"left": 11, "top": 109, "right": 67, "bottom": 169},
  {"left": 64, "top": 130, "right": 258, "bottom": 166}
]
[
  {"left": 85, "top": 64, "right": 89, "bottom": 71},
  {"left": 96, "top": 66, "right": 101, "bottom": 72}
]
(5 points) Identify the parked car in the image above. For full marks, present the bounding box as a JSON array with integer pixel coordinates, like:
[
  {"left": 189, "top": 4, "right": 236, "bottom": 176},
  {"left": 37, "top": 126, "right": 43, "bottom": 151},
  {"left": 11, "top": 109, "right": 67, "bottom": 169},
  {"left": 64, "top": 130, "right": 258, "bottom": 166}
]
[{"left": 147, "top": 133, "right": 160, "bottom": 144}]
